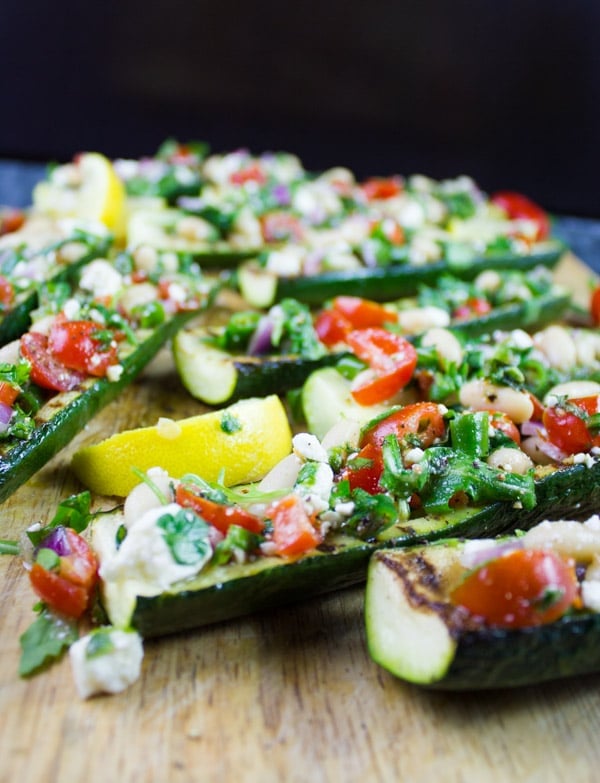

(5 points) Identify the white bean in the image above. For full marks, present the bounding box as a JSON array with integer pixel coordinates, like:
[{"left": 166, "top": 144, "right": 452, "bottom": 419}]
[
  {"left": 486, "top": 446, "right": 534, "bottom": 475},
  {"left": 459, "top": 379, "right": 534, "bottom": 423},
  {"left": 397, "top": 307, "right": 450, "bottom": 334},
  {"left": 421, "top": 327, "right": 463, "bottom": 365},
  {"left": 574, "top": 331, "right": 600, "bottom": 367},
  {"left": 175, "top": 215, "right": 213, "bottom": 241},
  {"left": 474, "top": 270, "right": 502, "bottom": 293},
  {"left": 522, "top": 519, "right": 600, "bottom": 562},
  {"left": 534, "top": 325, "right": 577, "bottom": 370},
  {"left": 132, "top": 245, "right": 159, "bottom": 272},
  {"left": 544, "top": 380, "right": 600, "bottom": 405}
]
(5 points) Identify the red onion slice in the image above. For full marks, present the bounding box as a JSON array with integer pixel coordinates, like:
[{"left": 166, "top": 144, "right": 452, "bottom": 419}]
[
  {"left": 247, "top": 316, "right": 275, "bottom": 356},
  {"left": 39, "top": 526, "right": 71, "bottom": 556},
  {"left": 0, "top": 402, "right": 13, "bottom": 433}
]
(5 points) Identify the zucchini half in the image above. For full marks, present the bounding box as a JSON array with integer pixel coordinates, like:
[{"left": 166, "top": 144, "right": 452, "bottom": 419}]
[
  {"left": 173, "top": 289, "right": 571, "bottom": 407},
  {"left": 0, "top": 234, "right": 112, "bottom": 346},
  {"left": 365, "top": 539, "right": 600, "bottom": 690},
  {"left": 0, "top": 307, "right": 202, "bottom": 504},
  {"left": 92, "top": 457, "right": 600, "bottom": 639},
  {"left": 237, "top": 242, "right": 566, "bottom": 307}
]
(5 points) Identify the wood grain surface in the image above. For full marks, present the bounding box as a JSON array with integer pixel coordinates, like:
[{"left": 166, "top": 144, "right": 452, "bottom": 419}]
[{"left": 1, "top": 254, "right": 599, "bottom": 783}]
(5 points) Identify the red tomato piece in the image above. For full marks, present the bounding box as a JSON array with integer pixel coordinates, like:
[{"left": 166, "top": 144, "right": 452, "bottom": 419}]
[
  {"left": 452, "top": 297, "right": 492, "bottom": 320},
  {"left": 314, "top": 309, "right": 353, "bottom": 347},
  {"left": 361, "top": 177, "right": 403, "bottom": 201},
  {"left": 451, "top": 548, "right": 579, "bottom": 628},
  {"left": 370, "top": 218, "right": 404, "bottom": 245},
  {"left": 48, "top": 320, "right": 118, "bottom": 377},
  {"left": 0, "top": 381, "right": 19, "bottom": 406},
  {"left": 0, "top": 208, "right": 26, "bottom": 236},
  {"left": 346, "top": 328, "right": 417, "bottom": 405},
  {"left": 491, "top": 191, "right": 551, "bottom": 241},
  {"left": 332, "top": 297, "right": 398, "bottom": 329},
  {"left": 29, "top": 528, "right": 98, "bottom": 619},
  {"left": 267, "top": 494, "right": 322, "bottom": 556},
  {"left": 230, "top": 163, "right": 266, "bottom": 186},
  {"left": 361, "top": 402, "right": 447, "bottom": 450},
  {"left": 542, "top": 395, "right": 600, "bottom": 455},
  {"left": 489, "top": 410, "right": 521, "bottom": 445},
  {"left": 0, "top": 275, "right": 14, "bottom": 306},
  {"left": 175, "top": 485, "right": 264, "bottom": 535},
  {"left": 20, "top": 331, "right": 86, "bottom": 392},
  {"left": 260, "top": 212, "right": 304, "bottom": 243},
  {"left": 341, "top": 442, "right": 384, "bottom": 494},
  {"left": 591, "top": 286, "right": 600, "bottom": 326}
]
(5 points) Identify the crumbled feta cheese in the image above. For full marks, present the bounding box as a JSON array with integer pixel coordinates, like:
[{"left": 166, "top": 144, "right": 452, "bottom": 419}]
[
  {"left": 404, "top": 447, "right": 425, "bottom": 466},
  {"left": 582, "top": 580, "right": 600, "bottom": 613},
  {"left": 156, "top": 417, "right": 182, "bottom": 439},
  {"left": 80, "top": 259, "right": 123, "bottom": 298},
  {"left": 100, "top": 503, "right": 212, "bottom": 590},
  {"left": 573, "top": 452, "right": 596, "bottom": 468},
  {"left": 397, "top": 306, "right": 450, "bottom": 333},
  {"left": 294, "top": 462, "right": 334, "bottom": 515},
  {"left": 106, "top": 364, "right": 124, "bottom": 383},
  {"left": 292, "top": 433, "right": 329, "bottom": 463},
  {"left": 62, "top": 298, "right": 81, "bottom": 320},
  {"left": 166, "top": 282, "right": 187, "bottom": 303},
  {"left": 265, "top": 246, "right": 305, "bottom": 276},
  {"left": 506, "top": 329, "right": 534, "bottom": 351},
  {"left": 69, "top": 628, "right": 144, "bottom": 699}
]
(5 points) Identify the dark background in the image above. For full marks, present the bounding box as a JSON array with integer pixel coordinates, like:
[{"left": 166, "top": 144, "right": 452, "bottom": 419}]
[{"left": 1, "top": 0, "right": 599, "bottom": 216}]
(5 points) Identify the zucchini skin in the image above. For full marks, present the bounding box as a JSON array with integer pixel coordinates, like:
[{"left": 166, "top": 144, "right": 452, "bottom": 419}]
[
  {"left": 436, "top": 613, "right": 600, "bottom": 690},
  {"left": 272, "top": 244, "right": 565, "bottom": 304},
  {"left": 0, "top": 308, "right": 200, "bottom": 503},
  {"left": 125, "top": 459, "right": 600, "bottom": 638},
  {"left": 0, "top": 240, "right": 111, "bottom": 346}
]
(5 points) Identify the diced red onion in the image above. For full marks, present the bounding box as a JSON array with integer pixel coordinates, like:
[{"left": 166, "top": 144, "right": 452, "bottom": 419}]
[
  {"left": 178, "top": 196, "right": 204, "bottom": 211},
  {"left": 302, "top": 250, "right": 324, "bottom": 276},
  {"left": 460, "top": 539, "right": 523, "bottom": 569},
  {"left": 39, "top": 526, "right": 71, "bottom": 556},
  {"left": 521, "top": 419, "right": 543, "bottom": 437},
  {"left": 271, "top": 184, "right": 291, "bottom": 207},
  {"left": 0, "top": 402, "right": 13, "bottom": 433},
  {"left": 248, "top": 316, "right": 275, "bottom": 356},
  {"left": 361, "top": 241, "right": 378, "bottom": 268}
]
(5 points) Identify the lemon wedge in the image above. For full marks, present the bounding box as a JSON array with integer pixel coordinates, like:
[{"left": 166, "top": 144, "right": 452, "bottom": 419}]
[
  {"left": 33, "top": 152, "right": 126, "bottom": 237},
  {"left": 71, "top": 395, "right": 293, "bottom": 497}
]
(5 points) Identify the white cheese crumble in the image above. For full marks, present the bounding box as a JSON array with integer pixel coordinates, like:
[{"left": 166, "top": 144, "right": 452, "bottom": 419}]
[
  {"left": 106, "top": 364, "right": 124, "bottom": 383},
  {"left": 294, "top": 462, "right": 334, "bottom": 515},
  {"left": 69, "top": 629, "right": 144, "bottom": 699},
  {"left": 79, "top": 259, "right": 123, "bottom": 298},
  {"left": 156, "top": 417, "right": 182, "bottom": 439},
  {"left": 100, "top": 503, "right": 212, "bottom": 590}
]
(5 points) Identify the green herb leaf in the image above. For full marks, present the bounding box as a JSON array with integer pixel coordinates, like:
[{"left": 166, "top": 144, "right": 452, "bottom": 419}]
[
  {"left": 85, "top": 628, "right": 115, "bottom": 659},
  {"left": 157, "top": 508, "right": 212, "bottom": 566},
  {"left": 19, "top": 607, "right": 78, "bottom": 677},
  {"left": 220, "top": 411, "right": 242, "bottom": 434}
]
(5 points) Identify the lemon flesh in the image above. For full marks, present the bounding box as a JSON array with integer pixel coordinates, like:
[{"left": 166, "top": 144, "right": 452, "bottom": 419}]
[
  {"left": 33, "top": 152, "right": 126, "bottom": 236},
  {"left": 71, "top": 395, "right": 292, "bottom": 497}
]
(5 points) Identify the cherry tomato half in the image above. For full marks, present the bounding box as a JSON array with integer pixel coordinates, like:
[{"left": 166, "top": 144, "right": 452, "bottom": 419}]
[
  {"left": 20, "top": 331, "right": 86, "bottom": 392},
  {"left": 175, "top": 485, "right": 264, "bottom": 535},
  {"left": 361, "top": 402, "right": 447, "bottom": 450},
  {"left": 542, "top": 395, "right": 600, "bottom": 454},
  {"left": 341, "top": 442, "right": 385, "bottom": 494},
  {"left": 591, "top": 286, "right": 600, "bottom": 327},
  {"left": 361, "top": 177, "right": 403, "bottom": 201},
  {"left": 29, "top": 528, "right": 98, "bottom": 619},
  {"left": 347, "top": 328, "right": 418, "bottom": 406},
  {"left": 0, "top": 275, "right": 14, "bottom": 306},
  {"left": 47, "top": 319, "right": 118, "bottom": 377},
  {"left": 266, "top": 494, "right": 322, "bottom": 556},
  {"left": 230, "top": 163, "right": 266, "bottom": 186},
  {"left": 0, "top": 381, "right": 19, "bottom": 406},
  {"left": 332, "top": 297, "right": 398, "bottom": 329},
  {"left": 314, "top": 309, "right": 353, "bottom": 347},
  {"left": 451, "top": 548, "right": 579, "bottom": 629},
  {"left": 260, "top": 212, "right": 304, "bottom": 244},
  {"left": 452, "top": 297, "right": 492, "bottom": 320},
  {"left": 491, "top": 191, "right": 550, "bottom": 242},
  {"left": 489, "top": 410, "right": 521, "bottom": 445}
]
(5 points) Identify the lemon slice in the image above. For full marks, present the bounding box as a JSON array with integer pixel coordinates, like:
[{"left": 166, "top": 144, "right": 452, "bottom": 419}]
[
  {"left": 71, "top": 395, "right": 292, "bottom": 496},
  {"left": 33, "top": 152, "right": 125, "bottom": 236}
]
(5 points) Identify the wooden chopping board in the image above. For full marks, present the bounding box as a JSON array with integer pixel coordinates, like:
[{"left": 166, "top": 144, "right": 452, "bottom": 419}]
[{"left": 1, "top": 254, "right": 599, "bottom": 783}]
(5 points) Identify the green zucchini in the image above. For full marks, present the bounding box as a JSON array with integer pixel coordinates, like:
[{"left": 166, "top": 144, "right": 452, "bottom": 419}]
[
  {"left": 365, "top": 532, "right": 600, "bottom": 690},
  {"left": 173, "top": 288, "right": 570, "bottom": 407},
  {"left": 237, "top": 242, "right": 565, "bottom": 306},
  {"left": 0, "top": 231, "right": 112, "bottom": 346},
  {"left": 0, "top": 307, "right": 202, "bottom": 504},
  {"left": 92, "top": 457, "right": 600, "bottom": 638}
]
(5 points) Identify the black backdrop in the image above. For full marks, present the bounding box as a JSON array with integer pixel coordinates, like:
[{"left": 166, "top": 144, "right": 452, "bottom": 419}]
[{"left": 1, "top": 0, "right": 599, "bottom": 216}]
